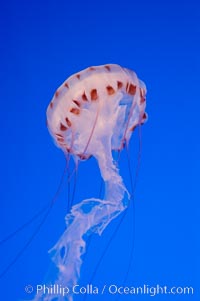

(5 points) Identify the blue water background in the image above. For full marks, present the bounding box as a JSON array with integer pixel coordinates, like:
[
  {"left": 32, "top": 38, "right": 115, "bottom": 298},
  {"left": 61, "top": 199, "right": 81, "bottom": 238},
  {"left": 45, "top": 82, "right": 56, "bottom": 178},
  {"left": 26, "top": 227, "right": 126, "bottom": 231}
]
[{"left": 0, "top": 0, "right": 199, "bottom": 300}]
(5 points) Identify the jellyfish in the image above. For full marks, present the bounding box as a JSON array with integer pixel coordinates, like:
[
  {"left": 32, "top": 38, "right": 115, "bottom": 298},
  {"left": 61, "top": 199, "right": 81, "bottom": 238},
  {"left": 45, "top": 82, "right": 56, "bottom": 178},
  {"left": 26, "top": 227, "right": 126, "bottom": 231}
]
[{"left": 33, "top": 64, "right": 147, "bottom": 301}]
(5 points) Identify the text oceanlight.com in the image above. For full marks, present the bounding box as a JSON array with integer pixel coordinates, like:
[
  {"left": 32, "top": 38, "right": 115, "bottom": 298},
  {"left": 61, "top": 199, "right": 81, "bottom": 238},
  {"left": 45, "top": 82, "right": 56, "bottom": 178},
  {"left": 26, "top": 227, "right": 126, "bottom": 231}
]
[{"left": 28, "top": 284, "right": 195, "bottom": 297}]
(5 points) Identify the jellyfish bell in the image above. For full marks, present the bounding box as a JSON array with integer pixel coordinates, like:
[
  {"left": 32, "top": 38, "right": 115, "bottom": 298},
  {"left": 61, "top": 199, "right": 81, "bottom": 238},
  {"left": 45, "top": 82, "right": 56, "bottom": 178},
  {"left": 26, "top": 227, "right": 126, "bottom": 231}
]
[
  {"left": 46, "top": 64, "right": 147, "bottom": 171},
  {"left": 32, "top": 64, "right": 147, "bottom": 301}
]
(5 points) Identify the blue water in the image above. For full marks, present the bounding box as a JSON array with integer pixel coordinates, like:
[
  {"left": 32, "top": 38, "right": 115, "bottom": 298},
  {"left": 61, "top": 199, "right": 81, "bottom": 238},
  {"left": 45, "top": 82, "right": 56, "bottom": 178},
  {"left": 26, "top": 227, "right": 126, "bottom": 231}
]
[{"left": 0, "top": 0, "right": 199, "bottom": 300}]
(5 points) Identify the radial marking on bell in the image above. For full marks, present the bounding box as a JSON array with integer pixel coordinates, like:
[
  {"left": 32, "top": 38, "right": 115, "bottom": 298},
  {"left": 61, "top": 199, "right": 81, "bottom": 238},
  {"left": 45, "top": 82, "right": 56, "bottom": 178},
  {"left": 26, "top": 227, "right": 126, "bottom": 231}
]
[
  {"left": 55, "top": 133, "right": 64, "bottom": 138},
  {"left": 140, "top": 88, "right": 146, "bottom": 97},
  {"left": 106, "top": 85, "right": 115, "bottom": 95},
  {"left": 76, "top": 74, "right": 80, "bottom": 80},
  {"left": 141, "top": 112, "right": 147, "bottom": 124},
  {"left": 70, "top": 108, "right": 80, "bottom": 115},
  {"left": 128, "top": 83, "right": 137, "bottom": 95},
  {"left": 90, "top": 89, "right": 98, "bottom": 101},
  {"left": 55, "top": 90, "right": 59, "bottom": 97},
  {"left": 65, "top": 117, "right": 72, "bottom": 127},
  {"left": 143, "top": 112, "right": 147, "bottom": 119},
  {"left": 105, "top": 65, "right": 111, "bottom": 71},
  {"left": 89, "top": 67, "right": 96, "bottom": 71},
  {"left": 64, "top": 82, "right": 69, "bottom": 88},
  {"left": 73, "top": 100, "right": 81, "bottom": 107},
  {"left": 82, "top": 92, "right": 88, "bottom": 101},
  {"left": 57, "top": 137, "right": 64, "bottom": 142},
  {"left": 50, "top": 102, "right": 53, "bottom": 109},
  {"left": 140, "top": 96, "right": 146, "bottom": 104},
  {"left": 60, "top": 123, "right": 68, "bottom": 131},
  {"left": 117, "top": 81, "right": 123, "bottom": 89},
  {"left": 140, "top": 88, "right": 146, "bottom": 103}
]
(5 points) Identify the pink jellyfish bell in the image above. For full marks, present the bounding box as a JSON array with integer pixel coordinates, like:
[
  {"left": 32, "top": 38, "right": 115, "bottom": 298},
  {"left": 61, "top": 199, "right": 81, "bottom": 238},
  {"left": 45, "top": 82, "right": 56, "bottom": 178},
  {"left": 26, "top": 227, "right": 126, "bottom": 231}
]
[
  {"left": 35, "top": 64, "right": 147, "bottom": 301},
  {"left": 47, "top": 64, "right": 147, "bottom": 176}
]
